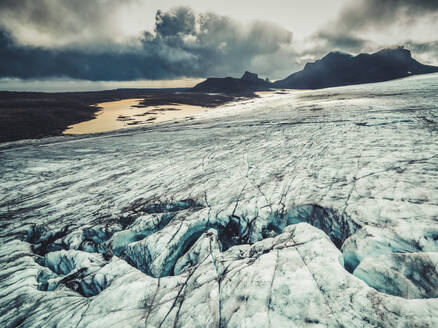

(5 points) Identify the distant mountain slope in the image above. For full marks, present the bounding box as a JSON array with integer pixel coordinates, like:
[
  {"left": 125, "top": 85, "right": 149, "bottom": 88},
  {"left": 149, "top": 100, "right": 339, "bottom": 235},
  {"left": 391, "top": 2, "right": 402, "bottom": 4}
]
[
  {"left": 192, "top": 71, "right": 271, "bottom": 94},
  {"left": 273, "top": 46, "right": 438, "bottom": 89}
]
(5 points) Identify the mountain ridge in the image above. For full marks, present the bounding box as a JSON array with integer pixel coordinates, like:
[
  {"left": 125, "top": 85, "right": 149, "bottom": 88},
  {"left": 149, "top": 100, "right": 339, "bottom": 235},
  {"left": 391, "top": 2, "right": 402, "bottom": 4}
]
[
  {"left": 273, "top": 46, "right": 438, "bottom": 89},
  {"left": 192, "top": 46, "right": 438, "bottom": 93}
]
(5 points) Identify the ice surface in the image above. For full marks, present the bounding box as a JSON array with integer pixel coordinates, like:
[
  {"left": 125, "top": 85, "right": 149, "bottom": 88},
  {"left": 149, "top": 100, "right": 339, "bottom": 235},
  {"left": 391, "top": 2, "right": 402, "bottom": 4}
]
[{"left": 1, "top": 74, "right": 438, "bottom": 327}]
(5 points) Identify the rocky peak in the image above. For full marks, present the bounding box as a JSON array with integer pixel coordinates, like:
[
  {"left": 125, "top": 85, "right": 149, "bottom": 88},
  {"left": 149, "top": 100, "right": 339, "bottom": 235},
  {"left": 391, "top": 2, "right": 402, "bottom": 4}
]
[
  {"left": 241, "top": 71, "right": 260, "bottom": 81},
  {"left": 303, "top": 52, "right": 352, "bottom": 71},
  {"left": 322, "top": 51, "right": 353, "bottom": 61},
  {"left": 375, "top": 46, "right": 412, "bottom": 59}
]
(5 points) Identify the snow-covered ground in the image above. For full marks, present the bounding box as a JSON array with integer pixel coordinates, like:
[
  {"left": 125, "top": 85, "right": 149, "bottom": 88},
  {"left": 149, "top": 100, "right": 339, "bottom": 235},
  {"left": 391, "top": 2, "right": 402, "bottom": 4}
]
[{"left": 1, "top": 74, "right": 438, "bottom": 327}]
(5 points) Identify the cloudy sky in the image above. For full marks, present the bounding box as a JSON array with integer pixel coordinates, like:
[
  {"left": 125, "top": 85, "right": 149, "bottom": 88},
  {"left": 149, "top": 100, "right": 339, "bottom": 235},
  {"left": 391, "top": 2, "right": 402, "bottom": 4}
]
[{"left": 0, "top": 0, "right": 438, "bottom": 90}]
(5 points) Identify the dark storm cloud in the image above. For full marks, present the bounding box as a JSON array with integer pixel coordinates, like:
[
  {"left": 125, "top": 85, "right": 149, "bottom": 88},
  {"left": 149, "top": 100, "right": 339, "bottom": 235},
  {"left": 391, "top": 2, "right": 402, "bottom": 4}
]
[
  {"left": 309, "top": 0, "right": 438, "bottom": 59},
  {"left": 143, "top": 7, "right": 293, "bottom": 76},
  {"left": 0, "top": 0, "right": 138, "bottom": 48},
  {"left": 336, "top": 0, "right": 438, "bottom": 30},
  {"left": 0, "top": 0, "right": 100, "bottom": 31},
  {"left": 315, "top": 32, "right": 367, "bottom": 51},
  {"left": 404, "top": 40, "right": 438, "bottom": 64},
  {"left": 0, "top": 6, "right": 294, "bottom": 80},
  {"left": 0, "top": 30, "right": 171, "bottom": 80},
  {"left": 405, "top": 41, "right": 438, "bottom": 54}
]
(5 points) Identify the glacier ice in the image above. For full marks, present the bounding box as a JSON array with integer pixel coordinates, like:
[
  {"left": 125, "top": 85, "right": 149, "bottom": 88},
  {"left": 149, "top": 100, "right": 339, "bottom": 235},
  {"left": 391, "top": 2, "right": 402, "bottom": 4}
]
[
  {"left": 1, "top": 74, "right": 438, "bottom": 327},
  {"left": 353, "top": 252, "right": 438, "bottom": 299}
]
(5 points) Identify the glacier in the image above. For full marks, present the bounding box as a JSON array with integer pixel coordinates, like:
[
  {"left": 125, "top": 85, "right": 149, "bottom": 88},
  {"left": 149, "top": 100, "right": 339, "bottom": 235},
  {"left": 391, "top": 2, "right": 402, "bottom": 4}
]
[{"left": 0, "top": 74, "right": 438, "bottom": 327}]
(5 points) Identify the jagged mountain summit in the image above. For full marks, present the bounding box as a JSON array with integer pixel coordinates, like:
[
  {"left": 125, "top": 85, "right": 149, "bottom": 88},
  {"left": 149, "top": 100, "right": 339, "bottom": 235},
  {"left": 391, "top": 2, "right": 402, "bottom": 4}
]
[
  {"left": 273, "top": 46, "right": 438, "bottom": 89},
  {"left": 192, "top": 71, "right": 271, "bottom": 94},
  {"left": 240, "top": 71, "right": 262, "bottom": 82}
]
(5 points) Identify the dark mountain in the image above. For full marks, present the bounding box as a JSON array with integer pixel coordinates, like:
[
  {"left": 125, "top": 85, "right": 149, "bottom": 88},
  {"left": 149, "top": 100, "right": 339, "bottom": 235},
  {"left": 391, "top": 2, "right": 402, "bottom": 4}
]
[
  {"left": 241, "top": 71, "right": 261, "bottom": 82},
  {"left": 273, "top": 46, "right": 438, "bottom": 89},
  {"left": 192, "top": 71, "right": 271, "bottom": 94},
  {"left": 193, "top": 47, "right": 437, "bottom": 93}
]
